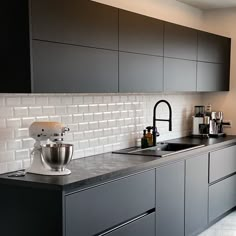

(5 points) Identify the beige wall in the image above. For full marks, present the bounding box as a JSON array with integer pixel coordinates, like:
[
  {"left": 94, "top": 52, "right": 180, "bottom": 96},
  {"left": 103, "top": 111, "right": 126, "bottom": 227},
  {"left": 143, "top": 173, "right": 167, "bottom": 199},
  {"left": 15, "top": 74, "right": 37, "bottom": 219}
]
[
  {"left": 93, "top": 0, "right": 203, "bottom": 29},
  {"left": 201, "top": 8, "right": 236, "bottom": 134}
]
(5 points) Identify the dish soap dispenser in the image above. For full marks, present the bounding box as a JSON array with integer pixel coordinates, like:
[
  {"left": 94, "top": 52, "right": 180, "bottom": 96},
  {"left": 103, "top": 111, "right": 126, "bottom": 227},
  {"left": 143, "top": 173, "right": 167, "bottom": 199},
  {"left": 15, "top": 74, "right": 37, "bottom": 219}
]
[
  {"left": 141, "top": 130, "right": 148, "bottom": 149},
  {"left": 146, "top": 126, "right": 153, "bottom": 147}
]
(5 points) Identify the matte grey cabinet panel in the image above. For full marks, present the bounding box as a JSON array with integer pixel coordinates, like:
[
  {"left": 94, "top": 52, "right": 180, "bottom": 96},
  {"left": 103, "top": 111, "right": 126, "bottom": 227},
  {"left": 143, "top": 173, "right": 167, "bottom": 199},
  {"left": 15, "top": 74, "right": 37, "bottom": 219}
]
[
  {"left": 198, "top": 31, "right": 231, "bottom": 63},
  {"left": 119, "top": 10, "right": 164, "bottom": 56},
  {"left": 156, "top": 161, "right": 185, "bottom": 236},
  {"left": 31, "top": 0, "right": 118, "bottom": 50},
  {"left": 65, "top": 170, "right": 155, "bottom": 236},
  {"left": 209, "top": 174, "right": 236, "bottom": 222},
  {"left": 197, "top": 62, "right": 229, "bottom": 91},
  {"left": 185, "top": 154, "right": 208, "bottom": 236},
  {"left": 32, "top": 40, "right": 118, "bottom": 93},
  {"left": 119, "top": 52, "right": 163, "bottom": 92},
  {"left": 164, "top": 58, "right": 197, "bottom": 91},
  {"left": 164, "top": 23, "right": 197, "bottom": 60},
  {"left": 105, "top": 213, "right": 155, "bottom": 236},
  {"left": 209, "top": 145, "right": 236, "bottom": 183}
]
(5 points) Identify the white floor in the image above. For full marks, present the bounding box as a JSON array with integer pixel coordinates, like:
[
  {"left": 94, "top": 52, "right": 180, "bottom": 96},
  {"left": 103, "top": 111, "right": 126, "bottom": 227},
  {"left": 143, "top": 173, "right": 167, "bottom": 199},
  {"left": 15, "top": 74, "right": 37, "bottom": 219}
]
[{"left": 199, "top": 211, "right": 236, "bottom": 236}]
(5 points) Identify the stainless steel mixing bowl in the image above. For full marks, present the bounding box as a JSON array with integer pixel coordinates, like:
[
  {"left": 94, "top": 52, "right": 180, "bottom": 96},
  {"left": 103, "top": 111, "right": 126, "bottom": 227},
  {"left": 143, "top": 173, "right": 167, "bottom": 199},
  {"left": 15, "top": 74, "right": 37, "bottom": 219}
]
[{"left": 41, "top": 143, "right": 73, "bottom": 171}]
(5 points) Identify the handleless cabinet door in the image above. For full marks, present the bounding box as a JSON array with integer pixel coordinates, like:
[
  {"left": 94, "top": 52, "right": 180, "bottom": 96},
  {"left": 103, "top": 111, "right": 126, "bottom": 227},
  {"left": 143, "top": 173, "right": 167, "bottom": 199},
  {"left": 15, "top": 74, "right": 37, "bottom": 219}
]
[
  {"left": 31, "top": 0, "right": 118, "bottom": 50},
  {"left": 119, "top": 52, "right": 163, "bottom": 92},
  {"left": 197, "top": 62, "right": 229, "bottom": 91},
  {"left": 198, "top": 31, "right": 231, "bottom": 63},
  {"left": 156, "top": 161, "right": 185, "bottom": 236},
  {"left": 185, "top": 154, "right": 208, "bottom": 236},
  {"left": 4, "top": 0, "right": 31, "bottom": 93},
  {"left": 105, "top": 213, "right": 155, "bottom": 236},
  {"left": 164, "top": 58, "right": 197, "bottom": 91},
  {"left": 32, "top": 40, "right": 118, "bottom": 93},
  {"left": 164, "top": 23, "right": 197, "bottom": 60},
  {"left": 209, "top": 174, "right": 236, "bottom": 222},
  {"left": 65, "top": 170, "right": 155, "bottom": 236},
  {"left": 119, "top": 10, "right": 164, "bottom": 56}
]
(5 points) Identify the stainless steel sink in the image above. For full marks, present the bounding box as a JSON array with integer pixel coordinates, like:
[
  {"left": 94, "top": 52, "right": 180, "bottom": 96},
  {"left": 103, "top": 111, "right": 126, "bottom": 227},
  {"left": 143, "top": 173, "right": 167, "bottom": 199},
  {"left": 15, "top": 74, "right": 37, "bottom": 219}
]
[{"left": 113, "top": 142, "right": 205, "bottom": 157}]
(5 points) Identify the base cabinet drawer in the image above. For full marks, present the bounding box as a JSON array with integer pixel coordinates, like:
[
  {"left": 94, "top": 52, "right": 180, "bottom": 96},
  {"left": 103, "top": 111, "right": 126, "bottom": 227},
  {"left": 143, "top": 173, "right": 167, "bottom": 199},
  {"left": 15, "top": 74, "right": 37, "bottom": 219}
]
[
  {"left": 209, "top": 145, "right": 236, "bottom": 183},
  {"left": 65, "top": 170, "right": 155, "bottom": 236},
  {"left": 105, "top": 212, "right": 155, "bottom": 236},
  {"left": 209, "top": 174, "right": 236, "bottom": 222}
]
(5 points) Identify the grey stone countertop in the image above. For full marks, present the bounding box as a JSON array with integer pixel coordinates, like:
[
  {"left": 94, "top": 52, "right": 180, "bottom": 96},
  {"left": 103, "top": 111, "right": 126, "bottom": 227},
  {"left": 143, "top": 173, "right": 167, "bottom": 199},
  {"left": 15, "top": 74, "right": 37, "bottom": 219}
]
[{"left": 0, "top": 135, "right": 236, "bottom": 192}]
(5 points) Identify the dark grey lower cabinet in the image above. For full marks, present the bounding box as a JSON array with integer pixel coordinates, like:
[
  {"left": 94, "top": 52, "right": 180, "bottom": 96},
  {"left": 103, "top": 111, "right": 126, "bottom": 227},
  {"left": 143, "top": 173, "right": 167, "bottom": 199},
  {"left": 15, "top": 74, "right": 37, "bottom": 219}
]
[
  {"left": 65, "top": 170, "right": 155, "bottom": 236},
  {"left": 32, "top": 40, "right": 118, "bottom": 93},
  {"left": 105, "top": 212, "right": 155, "bottom": 236},
  {"left": 209, "top": 174, "right": 236, "bottom": 222},
  {"left": 185, "top": 154, "right": 208, "bottom": 236},
  {"left": 156, "top": 161, "right": 185, "bottom": 236}
]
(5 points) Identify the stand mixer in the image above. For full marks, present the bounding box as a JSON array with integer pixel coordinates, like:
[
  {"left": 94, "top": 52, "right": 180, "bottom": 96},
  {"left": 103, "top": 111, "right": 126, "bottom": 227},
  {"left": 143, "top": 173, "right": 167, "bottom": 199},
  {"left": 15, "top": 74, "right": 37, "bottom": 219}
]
[{"left": 27, "top": 121, "right": 73, "bottom": 176}]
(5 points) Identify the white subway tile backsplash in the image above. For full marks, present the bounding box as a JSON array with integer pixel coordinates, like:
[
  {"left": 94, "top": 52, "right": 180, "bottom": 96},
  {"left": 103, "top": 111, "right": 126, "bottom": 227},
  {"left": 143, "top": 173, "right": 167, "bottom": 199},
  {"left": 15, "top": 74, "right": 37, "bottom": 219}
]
[
  {"left": 48, "top": 96, "right": 61, "bottom": 105},
  {"left": 73, "top": 96, "right": 83, "bottom": 105},
  {"left": 61, "top": 115, "right": 73, "bottom": 124},
  {"left": 79, "top": 105, "right": 89, "bottom": 113},
  {"left": 0, "top": 151, "right": 15, "bottom": 162},
  {"left": 83, "top": 113, "right": 93, "bottom": 122},
  {"left": 7, "top": 140, "right": 22, "bottom": 150},
  {"left": 42, "top": 106, "right": 55, "bottom": 115},
  {"left": 84, "top": 96, "right": 93, "bottom": 104},
  {"left": 15, "top": 128, "right": 29, "bottom": 138},
  {"left": 21, "top": 96, "right": 35, "bottom": 106},
  {"left": 14, "top": 107, "right": 28, "bottom": 117},
  {"left": 0, "top": 93, "right": 202, "bottom": 174},
  {"left": 6, "top": 118, "right": 22, "bottom": 128},
  {"left": 0, "top": 107, "right": 14, "bottom": 118},
  {"left": 67, "top": 105, "right": 78, "bottom": 114},
  {"left": 0, "top": 118, "right": 6, "bottom": 128},
  {"left": 15, "top": 149, "right": 30, "bottom": 160},
  {"left": 29, "top": 106, "right": 42, "bottom": 116},
  {"left": 35, "top": 96, "right": 48, "bottom": 105},
  {"left": 0, "top": 128, "right": 14, "bottom": 140},
  {"left": 6, "top": 97, "right": 21, "bottom": 106},
  {"left": 61, "top": 97, "right": 73, "bottom": 105},
  {"left": 7, "top": 160, "right": 23, "bottom": 172}
]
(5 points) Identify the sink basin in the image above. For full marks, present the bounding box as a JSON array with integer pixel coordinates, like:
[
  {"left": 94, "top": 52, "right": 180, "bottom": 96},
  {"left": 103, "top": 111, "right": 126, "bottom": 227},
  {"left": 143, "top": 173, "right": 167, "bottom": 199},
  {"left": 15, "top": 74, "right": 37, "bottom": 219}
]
[{"left": 113, "top": 142, "right": 205, "bottom": 157}]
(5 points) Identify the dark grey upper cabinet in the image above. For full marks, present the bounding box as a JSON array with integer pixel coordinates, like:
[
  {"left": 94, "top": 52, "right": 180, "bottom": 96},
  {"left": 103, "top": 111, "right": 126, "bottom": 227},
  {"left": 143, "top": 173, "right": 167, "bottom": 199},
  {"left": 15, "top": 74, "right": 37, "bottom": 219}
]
[
  {"left": 119, "top": 10, "right": 164, "bottom": 56},
  {"left": 4, "top": 0, "right": 31, "bottom": 93},
  {"left": 164, "top": 58, "right": 197, "bottom": 91},
  {"left": 32, "top": 40, "right": 118, "bottom": 93},
  {"left": 164, "top": 23, "right": 197, "bottom": 60},
  {"left": 197, "top": 62, "right": 229, "bottom": 91},
  {"left": 185, "top": 154, "right": 208, "bottom": 236},
  {"left": 198, "top": 31, "right": 231, "bottom": 63},
  {"left": 31, "top": 0, "right": 118, "bottom": 50},
  {"left": 156, "top": 161, "right": 185, "bottom": 236},
  {"left": 119, "top": 52, "right": 163, "bottom": 92}
]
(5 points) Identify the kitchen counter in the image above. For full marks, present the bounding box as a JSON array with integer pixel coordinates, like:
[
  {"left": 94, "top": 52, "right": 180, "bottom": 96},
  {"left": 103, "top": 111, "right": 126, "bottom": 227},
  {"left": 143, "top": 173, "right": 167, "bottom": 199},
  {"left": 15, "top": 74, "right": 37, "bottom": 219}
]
[{"left": 1, "top": 135, "right": 236, "bottom": 192}]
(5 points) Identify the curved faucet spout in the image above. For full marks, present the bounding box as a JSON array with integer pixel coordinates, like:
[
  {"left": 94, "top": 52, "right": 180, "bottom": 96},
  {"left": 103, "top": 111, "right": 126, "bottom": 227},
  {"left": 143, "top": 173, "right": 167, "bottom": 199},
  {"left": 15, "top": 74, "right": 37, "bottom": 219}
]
[{"left": 153, "top": 100, "right": 172, "bottom": 146}]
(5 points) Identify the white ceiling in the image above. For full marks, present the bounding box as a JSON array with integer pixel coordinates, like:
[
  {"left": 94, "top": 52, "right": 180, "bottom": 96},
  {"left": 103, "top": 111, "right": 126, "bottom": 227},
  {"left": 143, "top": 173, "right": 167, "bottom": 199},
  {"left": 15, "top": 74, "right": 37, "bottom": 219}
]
[{"left": 176, "top": 0, "right": 236, "bottom": 10}]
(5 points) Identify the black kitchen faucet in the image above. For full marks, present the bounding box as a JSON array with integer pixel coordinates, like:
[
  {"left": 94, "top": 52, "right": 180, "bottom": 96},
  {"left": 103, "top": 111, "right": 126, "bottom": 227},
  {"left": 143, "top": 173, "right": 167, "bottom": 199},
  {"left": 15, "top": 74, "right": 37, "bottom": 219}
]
[{"left": 152, "top": 100, "right": 172, "bottom": 146}]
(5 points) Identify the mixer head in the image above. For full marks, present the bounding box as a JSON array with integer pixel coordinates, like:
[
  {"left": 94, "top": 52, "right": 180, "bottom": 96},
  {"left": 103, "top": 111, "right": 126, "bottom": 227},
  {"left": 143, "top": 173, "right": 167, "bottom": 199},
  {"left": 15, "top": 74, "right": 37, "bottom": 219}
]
[{"left": 29, "top": 121, "right": 69, "bottom": 142}]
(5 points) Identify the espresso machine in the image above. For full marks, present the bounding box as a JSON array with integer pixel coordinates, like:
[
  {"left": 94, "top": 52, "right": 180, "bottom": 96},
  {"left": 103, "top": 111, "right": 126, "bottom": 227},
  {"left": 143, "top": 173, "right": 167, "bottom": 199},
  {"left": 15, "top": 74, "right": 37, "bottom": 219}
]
[
  {"left": 27, "top": 121, "right": 73, "bottom": 176},
  {"left": 209, "top": 111, "right": 224, "bottom": 136}
]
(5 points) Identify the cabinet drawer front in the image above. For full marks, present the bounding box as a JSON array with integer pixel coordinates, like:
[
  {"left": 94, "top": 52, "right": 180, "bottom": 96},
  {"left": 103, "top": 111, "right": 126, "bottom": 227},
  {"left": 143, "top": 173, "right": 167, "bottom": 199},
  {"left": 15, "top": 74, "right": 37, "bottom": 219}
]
[
  {"left": 105, "top": 212, "right": 155, "bottom": 236},
  {"left": 65, "top": 170, "right": 155, "bottom": 236},
  {"left": 209, "top": 145, "right": 236, "bottom": 183},
  {"left": 209, "top": 174, "right": 236, "bottom": 222}
]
